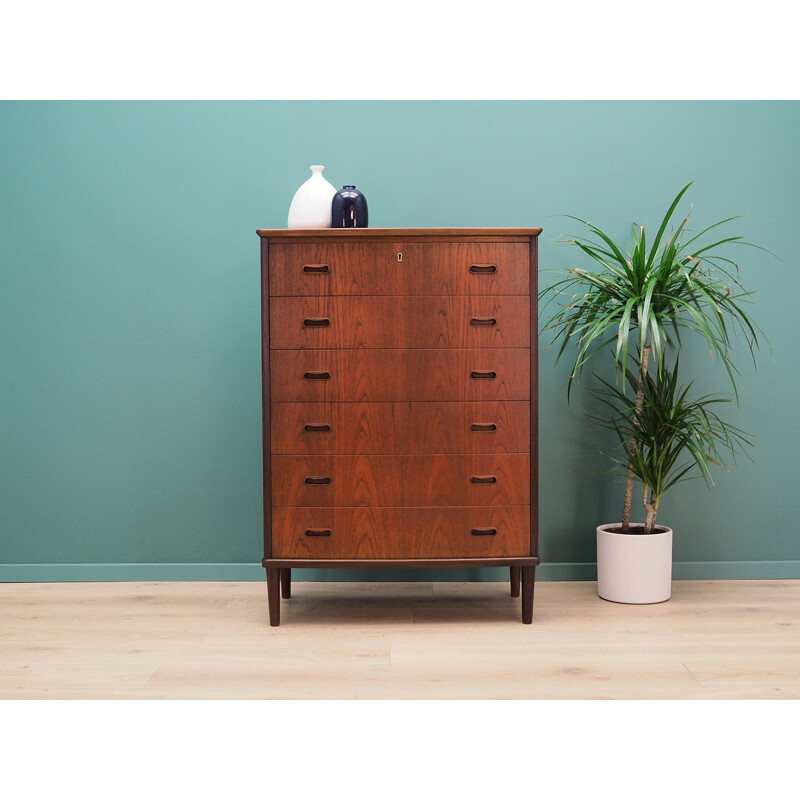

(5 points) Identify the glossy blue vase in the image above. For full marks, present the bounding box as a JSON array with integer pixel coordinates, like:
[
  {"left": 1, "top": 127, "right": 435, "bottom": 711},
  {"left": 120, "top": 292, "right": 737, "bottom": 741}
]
[{"left": 331, "top": 185, "right": 368, "bottom": 228}]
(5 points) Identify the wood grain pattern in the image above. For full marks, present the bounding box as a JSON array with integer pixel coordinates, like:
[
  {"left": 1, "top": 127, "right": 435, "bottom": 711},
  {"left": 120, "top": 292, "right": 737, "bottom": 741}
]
[
  {"left": 270, "top": 401, "right": 530, "bottom": 455},
  {"left": 270, "top": 348, "right": 530, "bottom": 402},
  {"left": 272, "top": 506, "right": 531, "bottom": 559},
  {"left": 269, "top": 295, "right": 530, "bottom": 349},
  {"left": 262, "top": 557, "right": 539, "bottom": 568},
  {"left": 5, "top": 580, "right": 800, "bottom": 699},
  {"left": 261, "top": 237, "right": 273, "bottom": 559},
  {"left": 529, "top": 234, "right": 539, "bottom": 561},
  {"left": 257, "top": 227, "right": 542, "bottom": 239},
  {"left": 260, "top": 229, "right": 539, "bottom": 624},
  {"left": 269, "top": 242, "right": 530, "bottom": 296},
  {"left": 271, "top": 454, "right": 530, "bottom": 507}
]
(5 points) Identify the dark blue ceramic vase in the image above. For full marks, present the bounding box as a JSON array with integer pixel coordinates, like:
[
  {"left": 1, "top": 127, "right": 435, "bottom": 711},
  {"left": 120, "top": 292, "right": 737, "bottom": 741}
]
[{"left": 331, "top": 185, "right": 368, "bottom": 228}]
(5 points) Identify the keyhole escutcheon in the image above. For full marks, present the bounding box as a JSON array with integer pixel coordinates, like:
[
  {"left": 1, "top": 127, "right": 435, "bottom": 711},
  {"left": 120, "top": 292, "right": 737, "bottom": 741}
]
[{"left": 397, "top": 252, "right": 403, "bottom": 262}]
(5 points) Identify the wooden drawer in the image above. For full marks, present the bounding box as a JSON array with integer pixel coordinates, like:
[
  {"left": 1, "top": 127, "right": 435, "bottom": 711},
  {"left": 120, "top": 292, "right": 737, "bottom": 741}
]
[
  {"left": 269, "top": 295, "right": 530, "bottom": 349},
  {"left": 272, "top": 506, "right": 531, "bottom": 559},
  {"left": 270, "top": 348, "right": 530, "bottom": 402},
  {"left": 270, "top": 401, "right": 531, "bottom": 455},
  {"left": 272, "top": 454, "right": 530, "bottom": 507},
  {"left": 268, "top": 241, "right": 530, "bottom": 296}
]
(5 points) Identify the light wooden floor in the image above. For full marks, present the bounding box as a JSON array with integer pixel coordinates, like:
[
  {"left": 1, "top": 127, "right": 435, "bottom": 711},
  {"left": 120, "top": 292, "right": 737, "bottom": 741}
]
[{"left": 1, "top": 579, "right": 798, "bottom": 699}]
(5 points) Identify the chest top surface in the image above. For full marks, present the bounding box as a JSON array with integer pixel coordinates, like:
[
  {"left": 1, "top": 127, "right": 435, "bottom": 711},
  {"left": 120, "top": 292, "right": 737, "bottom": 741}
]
[{"left": 257, "top": 227, "right": 542, "bottom": 241}]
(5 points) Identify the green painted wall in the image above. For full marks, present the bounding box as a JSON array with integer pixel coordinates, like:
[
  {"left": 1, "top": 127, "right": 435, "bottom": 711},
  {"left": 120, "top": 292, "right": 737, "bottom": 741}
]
[{"left": 1, "top": 101, "right": 798, "bottom": 581}]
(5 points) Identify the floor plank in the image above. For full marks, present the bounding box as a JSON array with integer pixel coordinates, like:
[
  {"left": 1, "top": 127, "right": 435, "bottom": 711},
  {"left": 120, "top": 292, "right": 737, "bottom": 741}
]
[{"left": 1, "top": 580, "right": 798, "bottom": 699}]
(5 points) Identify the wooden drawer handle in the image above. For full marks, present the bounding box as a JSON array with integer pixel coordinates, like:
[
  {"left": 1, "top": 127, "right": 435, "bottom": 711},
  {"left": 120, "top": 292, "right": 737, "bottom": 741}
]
[
  {"left": 470, "top": 475, "right": 497, "bottom": 484},
  {"left": 304, "top": 476, "right": 331, "bottom": 485},
  {"left": 470, "top": 370, "right": 497, "bottom": 379},
  {"left": 469, "top": 264, "right": 497, "bottom": 274},
  {"left": 471, "top": 423, "right": 497, "bottom": 432},
  {"left": 305, "top": 528, "right": 332, "bottom": 537},
  {"left": 304, "top": 371, "right": 330, "bottom": 380},
  {"left": 303, "top": 318, "right": 330, "bottom": 327},
  {"left": 470, "top": 317, "right": 497, "bottom": 326},
  {"left": 471, "top": 528, "right": 497, "bottom": 536},
  {"left": 303, "top": 264, "right": 330, "bottom": 274},
  {"left": 304, "top": 423, "right": 331, "bottom": 433}
]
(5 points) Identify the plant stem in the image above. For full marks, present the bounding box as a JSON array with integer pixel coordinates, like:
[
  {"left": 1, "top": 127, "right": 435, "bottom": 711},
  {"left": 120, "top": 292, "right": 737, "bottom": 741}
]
[
  {"left": 643, "top": 485, "right": 659, "bottom": 535},
  {"left": 621, "top": 344, "right": 651, "bottom": 531}
]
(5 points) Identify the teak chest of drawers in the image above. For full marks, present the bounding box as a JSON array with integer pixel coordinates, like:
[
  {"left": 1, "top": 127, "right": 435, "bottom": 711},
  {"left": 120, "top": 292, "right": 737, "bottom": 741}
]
[{"left": 258, "top": 228, "right": 541, "bottom": 625}]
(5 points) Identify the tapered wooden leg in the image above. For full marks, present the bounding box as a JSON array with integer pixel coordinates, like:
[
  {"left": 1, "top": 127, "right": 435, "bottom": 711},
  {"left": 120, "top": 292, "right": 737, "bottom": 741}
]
[
  {"left": 267, "top": 568, "right": 281, "bottom": 627},
  {"left": 280, "top": 568, "right": 291, "bottom": 599},
  {"left": 521, "top": 565, "right": 535, "bottom": 624},
  {"left": 510, "top": 566, "right": 521, "bottom": 597}
]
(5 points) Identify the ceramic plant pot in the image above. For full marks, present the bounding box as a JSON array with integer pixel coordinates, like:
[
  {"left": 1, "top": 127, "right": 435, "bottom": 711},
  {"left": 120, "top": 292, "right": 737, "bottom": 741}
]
[
  {"left": 288, "top": 165, "right": 337, "bottom": 229},
  {"left": 596, "top": 523, "right": 673, "bottom": 604}
]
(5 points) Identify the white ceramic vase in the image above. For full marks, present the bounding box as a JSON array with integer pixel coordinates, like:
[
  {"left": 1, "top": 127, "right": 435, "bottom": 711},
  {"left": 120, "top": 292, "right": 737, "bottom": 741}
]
[
  {"left": 596, "top": 523, "right": 673, "bottom": 604},
  {"left": 287, "top": 165, "right": 337, "bottom": 229}
]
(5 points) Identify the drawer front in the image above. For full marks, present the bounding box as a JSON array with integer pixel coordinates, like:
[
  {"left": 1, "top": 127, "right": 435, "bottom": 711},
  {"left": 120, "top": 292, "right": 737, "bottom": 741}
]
[
  {"left": 271, "top": 401, "right": 531, "bottom": 455},
  {"left": 272, "top": 454, "right": 530, "bottom": 507},
  {"left": 269, "top": 296, "right": 530, "bottom": 349},
  {"left": 268, "top": 241, "right": 530, "bottom": 296},
  {"left": 270, "top": 348, "right": 530, "bottom": 402},
  {"left": 272, "top": 506, "right": 531, "bottom": 559}
]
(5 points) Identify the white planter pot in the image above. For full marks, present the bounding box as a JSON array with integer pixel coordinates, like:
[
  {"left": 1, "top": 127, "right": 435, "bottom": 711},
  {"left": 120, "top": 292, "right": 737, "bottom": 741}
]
[
  {"left": 288, "top": 165, "right": 337, "bottom": 229},
  {"left": 596, "top": 523, "right": 673, "bottom": 604}
]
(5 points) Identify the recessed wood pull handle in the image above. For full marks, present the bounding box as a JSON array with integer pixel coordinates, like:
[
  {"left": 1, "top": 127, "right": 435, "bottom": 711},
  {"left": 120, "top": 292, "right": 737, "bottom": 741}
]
[
  {"left": 305, "top": 528, "right": 332, "bottom": 537},
  {"left": 471, "top": 423, "right": 497, "bottom": 432},
  {"left": 470, "top": 317, "right": 497, "bottom": 326},
  {"left": 304, "top": 423, "right": 331, "bottom": 433},
  {"left": 470, "top": 475, "right": 497, "bottom": 484},
  {"left": 303, "top": 318, "right": 330, "bottom": 327},
  {"left": 304, "top": 476, "right": 331, "bottom": 485},
  {"left": 469, "top": 264, "right": 497, "bottom": 274},
  {"left": 303, "top": 264, "right": 330, "bottom": 274},
  {"left": 471, "top": 527, "right": 497, "bottom": 536},
  {"left": 470, "top": 370, "right": 497, "bottom": 379},
  {"left": 304, "top": 371, "right": 330, "bottom": 380}
]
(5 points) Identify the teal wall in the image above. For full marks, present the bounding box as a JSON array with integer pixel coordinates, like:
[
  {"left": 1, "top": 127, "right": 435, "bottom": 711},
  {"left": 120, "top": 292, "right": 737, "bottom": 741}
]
[{"left": 2, "top": 101, "right": 798, "bottom": 582}]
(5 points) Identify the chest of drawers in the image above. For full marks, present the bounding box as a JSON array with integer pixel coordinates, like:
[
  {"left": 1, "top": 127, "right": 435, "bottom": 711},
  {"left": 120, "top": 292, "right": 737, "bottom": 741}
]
[{"left": 258, "top": 228, "right": 541, "bottom": 625}]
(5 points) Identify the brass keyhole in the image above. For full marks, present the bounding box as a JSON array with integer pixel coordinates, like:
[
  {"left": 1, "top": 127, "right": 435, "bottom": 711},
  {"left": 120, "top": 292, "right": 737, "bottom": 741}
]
[{"left": 397, "top": 252, "right": 403, "bottom": 262}]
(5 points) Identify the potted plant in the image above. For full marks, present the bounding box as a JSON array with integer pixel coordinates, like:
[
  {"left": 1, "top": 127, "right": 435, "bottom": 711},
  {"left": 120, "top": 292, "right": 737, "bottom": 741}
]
[
  {"left": 539, "top": 182, "right": 764, "bottom": 603},
  {"left": 589, "top": 359, "right": 752, "bottom": 602}
]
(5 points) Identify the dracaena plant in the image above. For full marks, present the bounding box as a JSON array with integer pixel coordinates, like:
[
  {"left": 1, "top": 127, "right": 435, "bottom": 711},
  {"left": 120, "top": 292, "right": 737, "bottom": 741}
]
[
  {"left": 589, "top": 359, "right": 753, "bottom": 534},
  {"left": 539, "top": 182, "right": 764, "bottom": 531}
]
